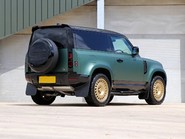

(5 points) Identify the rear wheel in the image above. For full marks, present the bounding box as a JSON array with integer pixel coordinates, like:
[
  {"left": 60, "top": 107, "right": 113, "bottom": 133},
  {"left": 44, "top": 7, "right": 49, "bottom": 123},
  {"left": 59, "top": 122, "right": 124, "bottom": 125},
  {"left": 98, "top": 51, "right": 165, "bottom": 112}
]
[
  {"left": 145, "top": 76, "right": 166, "bottom": 105},
  {"left": 108, "top": 95, "right": 114, "bottom": 104},
  {"left": 85, "top": 74, "right": 111, "bottom": 106},
  {"left": 31, "top": 91, "right": 56, "bottom": 105}
]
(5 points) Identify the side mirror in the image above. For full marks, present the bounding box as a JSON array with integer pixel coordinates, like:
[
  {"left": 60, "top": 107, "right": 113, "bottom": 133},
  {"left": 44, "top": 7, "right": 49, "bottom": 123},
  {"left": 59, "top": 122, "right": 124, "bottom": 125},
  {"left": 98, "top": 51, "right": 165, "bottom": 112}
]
[{"left": 132, "top": 46, "right": 139, "bottom": 56}]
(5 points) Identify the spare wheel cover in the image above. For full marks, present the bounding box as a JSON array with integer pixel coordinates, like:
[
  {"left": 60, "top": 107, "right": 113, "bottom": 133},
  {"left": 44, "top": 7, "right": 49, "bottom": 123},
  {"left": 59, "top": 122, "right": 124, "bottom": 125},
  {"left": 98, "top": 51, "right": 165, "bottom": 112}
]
[{"left": 28, "top": 38, "right": 58, "bottom": 73}]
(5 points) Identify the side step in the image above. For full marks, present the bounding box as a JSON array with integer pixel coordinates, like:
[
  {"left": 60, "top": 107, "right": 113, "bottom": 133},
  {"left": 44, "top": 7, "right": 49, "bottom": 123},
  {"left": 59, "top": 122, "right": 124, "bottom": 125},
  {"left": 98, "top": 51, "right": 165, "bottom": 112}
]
[{"left": 111, "top": 91, "right": 141, "bottom": 96}]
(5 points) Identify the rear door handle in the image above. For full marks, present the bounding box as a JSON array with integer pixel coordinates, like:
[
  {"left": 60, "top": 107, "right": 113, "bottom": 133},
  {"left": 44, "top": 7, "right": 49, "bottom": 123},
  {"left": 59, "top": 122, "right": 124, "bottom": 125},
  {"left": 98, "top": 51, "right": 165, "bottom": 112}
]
[{"left": 117, "top": 59, "right": 124, "bottom": 63}]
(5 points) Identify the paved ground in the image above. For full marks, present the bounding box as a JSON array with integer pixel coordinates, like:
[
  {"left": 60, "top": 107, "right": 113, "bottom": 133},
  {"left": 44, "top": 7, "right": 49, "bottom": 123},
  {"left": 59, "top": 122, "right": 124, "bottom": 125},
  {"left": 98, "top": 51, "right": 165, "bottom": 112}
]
[{"left": 0, "top": 102, "right": 185, "bottom": 139}]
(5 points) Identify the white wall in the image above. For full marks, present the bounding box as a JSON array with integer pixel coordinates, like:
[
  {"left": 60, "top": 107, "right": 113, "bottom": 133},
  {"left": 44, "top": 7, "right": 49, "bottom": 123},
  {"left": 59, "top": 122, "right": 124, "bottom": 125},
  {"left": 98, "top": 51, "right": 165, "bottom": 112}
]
[
  {"left": 105, "top": 5, "right": 185, "bottom": 34},
  {"left": 131, "top": 39, "right": 181, "bottom": 102}
]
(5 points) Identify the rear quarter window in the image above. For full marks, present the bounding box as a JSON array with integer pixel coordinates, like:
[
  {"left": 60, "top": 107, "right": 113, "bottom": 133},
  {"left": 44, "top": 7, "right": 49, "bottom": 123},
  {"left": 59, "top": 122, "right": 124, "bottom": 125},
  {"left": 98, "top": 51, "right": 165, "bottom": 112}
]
[{"left": 73, "top": 29, "right": 113, "bottom": 52}]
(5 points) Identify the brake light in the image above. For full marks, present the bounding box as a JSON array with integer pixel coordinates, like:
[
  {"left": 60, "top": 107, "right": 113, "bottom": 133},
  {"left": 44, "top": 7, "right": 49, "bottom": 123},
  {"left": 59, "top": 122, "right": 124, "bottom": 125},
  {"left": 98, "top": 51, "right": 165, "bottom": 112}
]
[{"left": 68, "top": 52, "right": 73, "bottom": 68}]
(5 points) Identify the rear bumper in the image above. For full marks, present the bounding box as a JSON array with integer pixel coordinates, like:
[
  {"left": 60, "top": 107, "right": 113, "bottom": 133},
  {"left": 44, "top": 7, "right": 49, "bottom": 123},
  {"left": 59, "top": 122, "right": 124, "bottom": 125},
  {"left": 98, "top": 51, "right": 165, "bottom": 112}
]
[
  {"left": 25, "top": 72, "right": 90, "bottom": 97},
  {"left": 25, "top": 72, "right": 89, "bottom": 87}
]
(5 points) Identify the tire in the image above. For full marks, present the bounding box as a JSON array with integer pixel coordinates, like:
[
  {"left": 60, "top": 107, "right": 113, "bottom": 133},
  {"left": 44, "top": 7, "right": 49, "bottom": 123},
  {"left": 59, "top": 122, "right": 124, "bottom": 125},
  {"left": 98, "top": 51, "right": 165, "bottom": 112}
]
[
  {"left": 108, "top": 95, "right": 114, "bottom": 104},
  {"left": 85, "top": 74, "right": 111, "bottom": 106},
  {"left": 28, "top": 38, "right": 58, "bottom": 73},
  {"left": 31, "top": 91, "right": 56, "bottom": 105},
  {"left": 145, "top": 76, "right": 166, "bottom": 105}
]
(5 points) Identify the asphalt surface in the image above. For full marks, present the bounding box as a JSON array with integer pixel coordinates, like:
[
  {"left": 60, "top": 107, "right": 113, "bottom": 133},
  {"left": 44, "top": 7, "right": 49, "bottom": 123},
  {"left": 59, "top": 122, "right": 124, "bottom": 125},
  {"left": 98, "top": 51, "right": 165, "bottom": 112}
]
[{"left": 0, "top": 102, "right": 185, "bottom": 139}]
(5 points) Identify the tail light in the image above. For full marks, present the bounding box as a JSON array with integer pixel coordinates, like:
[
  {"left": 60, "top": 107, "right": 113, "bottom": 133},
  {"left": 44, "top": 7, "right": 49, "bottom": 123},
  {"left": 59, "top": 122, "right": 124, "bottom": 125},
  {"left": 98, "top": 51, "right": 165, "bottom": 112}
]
[{"left": 68, "top": 52, "right": 73, "bottom": 68}]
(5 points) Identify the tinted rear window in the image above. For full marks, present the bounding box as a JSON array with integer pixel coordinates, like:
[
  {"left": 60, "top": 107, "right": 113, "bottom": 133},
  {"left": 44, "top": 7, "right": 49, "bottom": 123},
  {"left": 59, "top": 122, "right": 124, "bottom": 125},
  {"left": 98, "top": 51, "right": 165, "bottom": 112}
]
[{"left": 73, "top": 29, "right": 113, "bottom": 52}]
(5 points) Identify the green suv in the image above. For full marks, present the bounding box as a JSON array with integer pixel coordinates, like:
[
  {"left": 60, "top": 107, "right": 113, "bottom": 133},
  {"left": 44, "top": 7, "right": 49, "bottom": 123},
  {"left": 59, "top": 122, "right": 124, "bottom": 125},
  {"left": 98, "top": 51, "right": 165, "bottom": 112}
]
[{"left": 25, "top": 24, "right": 167, "bottom": 106}]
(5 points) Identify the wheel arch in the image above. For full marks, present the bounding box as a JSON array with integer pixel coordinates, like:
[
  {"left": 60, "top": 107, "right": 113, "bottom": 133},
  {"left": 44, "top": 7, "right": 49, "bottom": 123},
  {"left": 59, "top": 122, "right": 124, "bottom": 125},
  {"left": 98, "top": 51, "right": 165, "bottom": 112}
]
[
  {"left": 151, "top": 71, "right": 167, "bottom": 85},
  {"left": 91, "top": 68, "right": 112, "bottom": 85}
]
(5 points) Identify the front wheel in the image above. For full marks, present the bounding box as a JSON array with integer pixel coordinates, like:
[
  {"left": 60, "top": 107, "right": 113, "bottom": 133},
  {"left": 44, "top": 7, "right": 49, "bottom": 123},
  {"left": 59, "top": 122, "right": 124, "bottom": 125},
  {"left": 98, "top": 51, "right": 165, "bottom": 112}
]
[
  {"left": 85, "top": 74, "right": 111, "bottom": 106},
  {"left": 31, "top": 91, "right": 56, "bottom": 105},
  {"left": 145, "top": 76, "right": 166, "bottom": 105}
]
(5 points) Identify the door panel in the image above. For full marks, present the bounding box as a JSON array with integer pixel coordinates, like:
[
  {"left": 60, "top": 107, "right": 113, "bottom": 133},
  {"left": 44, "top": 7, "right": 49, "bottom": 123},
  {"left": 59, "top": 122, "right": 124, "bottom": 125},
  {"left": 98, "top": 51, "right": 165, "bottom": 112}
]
[
  {"left": 113, "top": 53, "right": 144, "bottom": 82},
  {"left": 110, "top": 35, "right": 144, "bottom": 83}
]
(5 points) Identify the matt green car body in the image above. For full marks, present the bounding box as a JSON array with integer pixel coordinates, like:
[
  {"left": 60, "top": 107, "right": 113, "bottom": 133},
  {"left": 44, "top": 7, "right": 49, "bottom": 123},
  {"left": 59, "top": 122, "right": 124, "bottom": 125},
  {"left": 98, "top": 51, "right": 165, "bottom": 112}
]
[
  {"left": 73, "top": 49, "right": 114, "bottom": 79},
  {"left": 73, "top": 49, "right": 166, "bottom": 84},
  {"left": 73, "top": 49, "right": 150, "bottom": 83}
]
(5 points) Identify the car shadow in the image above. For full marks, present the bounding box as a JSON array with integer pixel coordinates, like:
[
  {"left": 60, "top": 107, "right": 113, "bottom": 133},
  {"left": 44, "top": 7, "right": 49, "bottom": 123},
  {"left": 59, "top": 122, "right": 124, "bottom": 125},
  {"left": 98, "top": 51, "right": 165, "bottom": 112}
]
[
  {"left": 108, "top": 103, "right": 147, "bottom": 106},
  {"left": 12, "top": 102, "right": 147, "bottom": 107}
]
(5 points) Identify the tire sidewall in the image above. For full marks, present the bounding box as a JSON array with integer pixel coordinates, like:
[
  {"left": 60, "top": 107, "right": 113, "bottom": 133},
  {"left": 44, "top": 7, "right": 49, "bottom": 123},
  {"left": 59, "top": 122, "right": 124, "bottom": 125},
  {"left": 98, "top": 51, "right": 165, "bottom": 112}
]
[{"left": 108, "top": 95, "right": 114, "bottom": 104}]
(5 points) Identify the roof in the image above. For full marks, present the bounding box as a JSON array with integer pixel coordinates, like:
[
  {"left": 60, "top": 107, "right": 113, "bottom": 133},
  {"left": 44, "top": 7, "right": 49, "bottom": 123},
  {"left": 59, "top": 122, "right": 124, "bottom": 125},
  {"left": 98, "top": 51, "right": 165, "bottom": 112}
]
[
  {"left": 31, "top": 24, "right": 128, "bottom": 40},
  {"left": 69, "top": 25, "right": 123, "bottom": 36}
]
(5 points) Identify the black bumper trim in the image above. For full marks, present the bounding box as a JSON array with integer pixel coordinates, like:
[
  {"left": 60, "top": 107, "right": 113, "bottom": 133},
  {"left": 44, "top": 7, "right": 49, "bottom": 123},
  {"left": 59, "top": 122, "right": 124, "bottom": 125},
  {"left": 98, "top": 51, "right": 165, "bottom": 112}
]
[{"left": 25, "top": 72, "right": 89, "bottom": 87}]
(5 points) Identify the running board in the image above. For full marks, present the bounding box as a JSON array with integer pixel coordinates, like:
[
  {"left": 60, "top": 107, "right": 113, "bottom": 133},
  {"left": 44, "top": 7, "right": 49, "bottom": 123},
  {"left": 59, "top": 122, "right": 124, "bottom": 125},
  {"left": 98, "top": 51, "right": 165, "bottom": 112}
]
[{"left": 111, "top": 91, "right": 141, "bottom": 96}]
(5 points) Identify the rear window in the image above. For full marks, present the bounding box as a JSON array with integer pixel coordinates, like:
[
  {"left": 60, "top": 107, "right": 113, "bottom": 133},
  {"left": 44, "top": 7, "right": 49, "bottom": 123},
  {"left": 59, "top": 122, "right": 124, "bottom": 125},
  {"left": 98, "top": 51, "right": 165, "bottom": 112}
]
[{"left": 73, "top": 29, "right": 113, "bottom": 52}]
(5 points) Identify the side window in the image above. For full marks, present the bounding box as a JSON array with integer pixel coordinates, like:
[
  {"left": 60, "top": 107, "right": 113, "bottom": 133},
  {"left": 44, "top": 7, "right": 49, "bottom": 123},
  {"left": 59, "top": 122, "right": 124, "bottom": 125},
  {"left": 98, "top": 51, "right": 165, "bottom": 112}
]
[
  {"left": 111, "top": 36, "right": 132, "bottom": 55},
  {"left": 74, "top": 29, "right": 113, "bottom": 52}
]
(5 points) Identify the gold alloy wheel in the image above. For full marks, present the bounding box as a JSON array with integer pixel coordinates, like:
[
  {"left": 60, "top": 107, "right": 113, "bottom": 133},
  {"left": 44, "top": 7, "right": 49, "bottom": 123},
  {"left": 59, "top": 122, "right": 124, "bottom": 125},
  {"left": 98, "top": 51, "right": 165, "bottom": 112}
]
[
  {"left": 153, "top": 79, "right": 165, "bottom": 101},
  {"left": 94, "top": 78, "right": 109, "bottom": 103}
]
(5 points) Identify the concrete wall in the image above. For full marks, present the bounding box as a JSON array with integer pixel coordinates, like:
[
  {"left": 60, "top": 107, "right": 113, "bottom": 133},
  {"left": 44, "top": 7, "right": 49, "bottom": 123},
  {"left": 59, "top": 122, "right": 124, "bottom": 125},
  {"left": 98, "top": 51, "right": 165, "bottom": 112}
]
[
  {"left": 90, "top": 0, "right": 185, "bottom": 5},
  {"left": 1, "top": 0, "right": 185, "bottom": 103},
  {"left": 0, "top": 35, "right": 29, "bottom": 102}
]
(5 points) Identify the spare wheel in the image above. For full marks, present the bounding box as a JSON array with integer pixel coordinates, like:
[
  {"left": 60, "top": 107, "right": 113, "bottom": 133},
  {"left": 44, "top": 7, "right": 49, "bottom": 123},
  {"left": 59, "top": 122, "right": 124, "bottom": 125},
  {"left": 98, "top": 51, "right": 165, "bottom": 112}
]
[{"left": 28, "top": 38, "right": 59, "bottom": 73}]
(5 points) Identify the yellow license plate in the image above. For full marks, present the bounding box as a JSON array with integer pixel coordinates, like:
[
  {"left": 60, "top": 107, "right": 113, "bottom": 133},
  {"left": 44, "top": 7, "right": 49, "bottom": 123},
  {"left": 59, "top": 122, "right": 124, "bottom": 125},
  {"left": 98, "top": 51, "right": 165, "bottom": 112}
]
[{"left": 39, "top": 76, "right": 56, "bottom": 84}]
